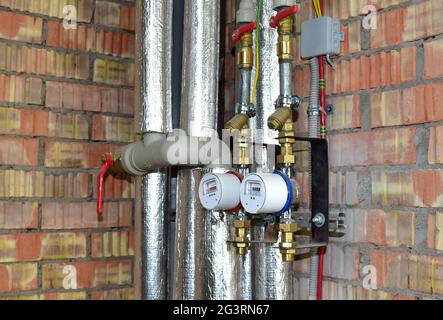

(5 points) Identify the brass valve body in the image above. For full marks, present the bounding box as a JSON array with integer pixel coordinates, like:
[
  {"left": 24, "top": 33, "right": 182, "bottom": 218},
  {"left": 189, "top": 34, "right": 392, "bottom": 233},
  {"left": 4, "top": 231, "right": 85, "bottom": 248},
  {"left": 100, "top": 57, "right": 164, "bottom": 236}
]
[
  {"left": 279, "top": 223, "right": 298, "bottom": 262},
  {"left": 277, "top": 16, "right": 294, "bottom": 61},
  {"left": 237, "top": 32, "right": 254, "bottom": 69},
  {"left": 233, "top": 219, "right": 251, "bottom": 255},
  {"left": 268, "top": 107, "right": 296, "bottom": 165},
  {"left": 268, "top": 107, "right": 292, "bottom": 131},
  {"left": 225, "top": 113, "right": 249, "bottom": 131}
]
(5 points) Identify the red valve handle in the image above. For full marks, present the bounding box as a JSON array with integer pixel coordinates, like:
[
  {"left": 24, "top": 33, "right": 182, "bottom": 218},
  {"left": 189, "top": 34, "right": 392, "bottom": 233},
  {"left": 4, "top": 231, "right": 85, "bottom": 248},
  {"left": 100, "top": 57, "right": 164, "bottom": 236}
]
[
  {"left": 270, "top": 4, "right": 299, "bottom": 28},
  {"left": 227, "top": 171, "right": 244, "bottom": 213},
  {"left": 97, "top": 153, "right": 115, "bottom": 220},
  {"left": 231, "top": 21, "right": 257, "bottom": 42}
]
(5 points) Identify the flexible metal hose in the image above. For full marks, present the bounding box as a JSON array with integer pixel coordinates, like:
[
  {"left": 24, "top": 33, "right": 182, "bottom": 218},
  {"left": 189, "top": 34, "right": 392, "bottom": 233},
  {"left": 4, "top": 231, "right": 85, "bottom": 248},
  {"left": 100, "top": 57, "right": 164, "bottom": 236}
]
[
  {"left": 308, "top": 58, "right": 320, "bottom": 138},
  {"left": 307, "top": 58, "right": 320, "bottom": 300}
]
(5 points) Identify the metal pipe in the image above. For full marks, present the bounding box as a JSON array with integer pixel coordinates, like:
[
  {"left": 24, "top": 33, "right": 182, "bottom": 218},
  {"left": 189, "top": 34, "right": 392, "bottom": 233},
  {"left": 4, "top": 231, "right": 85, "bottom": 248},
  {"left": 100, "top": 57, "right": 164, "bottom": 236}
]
[
  {"left": 138, "top": 0, "right": 173, "bottom": 300},
  {"left": 239, "top": 68, "right": 252, "bottom": 108},
  {"left": 279, "top": 61, "right": 293, "bottom": 99},
  {"left": 174, "top": 0, "right": 242, "bottom": 300},
  {"left": 251, "top": 0, "right": 293, "bottom": 300}
]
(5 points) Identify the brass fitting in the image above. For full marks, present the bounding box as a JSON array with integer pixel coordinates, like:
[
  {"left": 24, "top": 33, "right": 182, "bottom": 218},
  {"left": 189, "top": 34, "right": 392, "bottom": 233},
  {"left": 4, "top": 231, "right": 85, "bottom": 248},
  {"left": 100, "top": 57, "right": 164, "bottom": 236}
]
[
  {"left": 268, "top": 107, "right": 296, "bottom": 165},
  {"left": 225, "top": 114, "right": 251, "bottom": 166},
  {"left": 279, "top": 223, "right": 298, "bottom": 262},
  {"left": 268, "top": 107, "right": 292, "bottom": 131},
  {"left": 233, "top": 219, "right": 251, "bottom": 255},
  {"left": 277, "top": 16, "right": 294, "bottom": 61},
  {"left": 237, "top": 32, "right": 254, "bottom": 69},
  {"left": 225, "top": 113, "right": 250, "bottom": 131}
]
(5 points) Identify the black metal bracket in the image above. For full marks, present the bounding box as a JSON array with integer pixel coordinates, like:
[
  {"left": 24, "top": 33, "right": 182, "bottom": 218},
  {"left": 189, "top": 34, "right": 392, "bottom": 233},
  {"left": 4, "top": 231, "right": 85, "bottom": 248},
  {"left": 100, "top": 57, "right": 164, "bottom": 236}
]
[{"left": 294, "top": 137, "right": 329, "bottom": 244}]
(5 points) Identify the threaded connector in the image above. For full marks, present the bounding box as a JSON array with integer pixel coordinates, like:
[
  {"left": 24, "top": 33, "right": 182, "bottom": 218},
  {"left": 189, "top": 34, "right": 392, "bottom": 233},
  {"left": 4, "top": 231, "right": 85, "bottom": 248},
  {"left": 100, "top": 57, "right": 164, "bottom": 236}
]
[{"left": 268, "top": 107, "right": 293, "bottom": 131}]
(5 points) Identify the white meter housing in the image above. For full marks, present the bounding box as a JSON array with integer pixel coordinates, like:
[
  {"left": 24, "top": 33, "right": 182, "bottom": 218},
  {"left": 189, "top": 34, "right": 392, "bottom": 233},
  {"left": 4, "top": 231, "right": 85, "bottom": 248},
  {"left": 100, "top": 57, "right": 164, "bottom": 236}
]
[
  {"left": 199, "top": 173, "right": 242, "bottom": 211},
  {"left": 240, "top": 173, "right": 297, "bottom": 214}
]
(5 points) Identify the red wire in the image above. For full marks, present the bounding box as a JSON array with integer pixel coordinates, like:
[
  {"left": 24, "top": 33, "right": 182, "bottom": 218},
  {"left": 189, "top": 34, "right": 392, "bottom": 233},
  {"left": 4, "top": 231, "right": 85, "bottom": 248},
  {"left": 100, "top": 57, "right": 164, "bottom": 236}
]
[
  {"left": 316, "top": 246, "right": 326, "bottom": 300},
  {"left": 97, "top": 153, "right": 114, "bottom": 219}
]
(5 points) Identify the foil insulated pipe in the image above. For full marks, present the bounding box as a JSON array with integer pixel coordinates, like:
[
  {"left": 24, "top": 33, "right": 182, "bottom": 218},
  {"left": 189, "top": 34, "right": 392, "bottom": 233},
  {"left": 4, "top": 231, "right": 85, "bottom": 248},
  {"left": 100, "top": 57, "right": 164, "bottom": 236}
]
[
  {"left": 138, "top": 0, "right": 173, "bottom": 300},
  {"left": 250, "top": 0, "right": 293, "bottom": 301},
  {"left": 174, "top": 0, "right": 242, "bottom": 300},
  {"left": 250, "top": 0, "right": 280, "bottom": 148}
]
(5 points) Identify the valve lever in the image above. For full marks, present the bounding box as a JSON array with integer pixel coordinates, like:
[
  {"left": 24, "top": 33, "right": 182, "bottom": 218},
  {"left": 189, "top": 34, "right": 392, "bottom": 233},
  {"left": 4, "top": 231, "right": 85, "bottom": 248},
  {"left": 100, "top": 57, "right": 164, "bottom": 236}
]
[
  {"left": 270, "top": 4, "right": 299, "bottom": 29},
  {"left": 97, "top": 153, "right": 115, "bottom": 220},
  {"left": 231, "top": 21, "right": 257, "bottom": 42}
]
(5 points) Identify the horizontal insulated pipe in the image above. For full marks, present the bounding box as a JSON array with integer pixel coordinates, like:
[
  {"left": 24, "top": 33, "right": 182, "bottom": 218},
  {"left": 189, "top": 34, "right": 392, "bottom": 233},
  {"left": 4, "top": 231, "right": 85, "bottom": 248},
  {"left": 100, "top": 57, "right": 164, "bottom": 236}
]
[{"left": 120, "top": 133, "right": 231, "bottom": 176}]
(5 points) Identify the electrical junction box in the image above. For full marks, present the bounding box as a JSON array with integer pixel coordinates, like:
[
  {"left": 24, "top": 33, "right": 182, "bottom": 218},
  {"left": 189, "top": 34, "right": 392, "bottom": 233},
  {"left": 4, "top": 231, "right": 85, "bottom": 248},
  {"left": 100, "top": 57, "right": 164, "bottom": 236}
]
[{"left": 301, "top": 16, "right": 342, "bottom": 59}]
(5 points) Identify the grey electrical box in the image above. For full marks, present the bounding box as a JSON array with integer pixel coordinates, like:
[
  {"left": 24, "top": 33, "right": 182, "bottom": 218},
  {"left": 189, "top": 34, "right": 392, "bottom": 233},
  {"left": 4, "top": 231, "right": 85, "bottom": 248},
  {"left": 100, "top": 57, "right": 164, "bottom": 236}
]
[{"left": 301, "top": 16, "right": 342, "bottom": 59}]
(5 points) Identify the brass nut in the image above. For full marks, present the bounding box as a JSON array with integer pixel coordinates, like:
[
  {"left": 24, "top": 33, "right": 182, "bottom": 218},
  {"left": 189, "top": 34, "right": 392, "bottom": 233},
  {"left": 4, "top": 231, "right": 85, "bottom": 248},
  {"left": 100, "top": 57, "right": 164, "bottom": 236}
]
[
  {"left": 280, "top": 223, "right": 298, "bottom": 232},
  {"left": 234, "top": 220, "right": 251, "bottom": 228},
  {"left": 278, "top": 16, "right": 293, "bottom": 34},
  {"left": 277, "top": 153, "right": 296, "bottom": 165},
  {"left": 237, "top": 47, "right": 254, "bottom": 68},
  {"left": 277, "top": 34, "right": 293, "bottom": 60},
  {"left": 282, "top": 253, "right": 295, "bottom": 262}
]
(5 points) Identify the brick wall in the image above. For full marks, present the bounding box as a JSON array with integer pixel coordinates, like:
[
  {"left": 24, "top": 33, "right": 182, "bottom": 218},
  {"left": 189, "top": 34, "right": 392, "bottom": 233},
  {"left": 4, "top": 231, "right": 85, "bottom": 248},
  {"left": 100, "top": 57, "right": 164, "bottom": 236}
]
[
  {"left": 0, "top": 0, "right": 136, "bottom": 300},
  {"left": 225, "top": 0, "right": 443, "bottom": 299}
]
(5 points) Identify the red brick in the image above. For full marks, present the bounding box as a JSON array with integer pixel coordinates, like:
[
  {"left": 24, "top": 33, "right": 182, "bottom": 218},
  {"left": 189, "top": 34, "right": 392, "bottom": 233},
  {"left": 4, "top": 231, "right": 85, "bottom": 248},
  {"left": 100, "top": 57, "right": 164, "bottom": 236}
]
[
  {"left": 0, "top": 202, "right": 38, "bottom": 229},
  {"left": 329, "top": 171, "right": 360, "bottom": 205},
  {"left": 92, "top": 173, "right": 135, "bottom": 200},
  {"left": 0, "top": 11, "right": 42, "bottom": 43},
  {"left": 91, "top": 231, "right": 135, "bottom": 258},
  {"left": 92, "top": 115, "right": 135, "bottom": 142},
  {"left": 41, "top": 292, "right": 87, "bottom": 300},
  {"left": 44, "top": 142, "right": 121, "bottom": 168},
  {"left": 329, "top": 128, "right": 417, "bottom": 167},
  {"left": 372, "top": 169, "right": 443, "bottom": 208},
  {"left": 0, "top": 233, "right": 86, "bottom": 262},
  {"left": 429, "top": 126, "right": 443, "bottom": 164},
  {"left": 0, "top": 170, "right": 89, "bottom": 198},
  {"left": 0, "top": 42, "right": 89, "bottom": 80},
  {"left": 371, "top": 8, "right": 405, "bottom": 49},
  {"left": 371, "top": 83, "right": 443, "bottom": 127},
  {"left": 0, "top": 75, "right": 42, "bottom": 104},
  {"left": 90, "top": 288, "right": 135, "bottom": 300},
  {"left": 95, "top": 1, "right": 135, "bottom": 31},
  {"left": 42, "top": 260, "right": 132, "bottom": 290},
  {"left": 424, "top": 39, "right": 443, "bottom": 80},
  {"left": 0, "top": 137, "right": 39, "bottom": 166},
  {"left": 46, "top": 21, "right": 134, "bottom": 58},
  {"left": 0, "top": 263, "right": 37, "bottom": 293},
  {"left": 328, "top": 95, "right": 361, "bottom": 130},
  {"left": 42, "top": 202, "right": 133, "bottom": 229},
  {"left": 46, "top": 81, "right": 134, "bottom": 114}
]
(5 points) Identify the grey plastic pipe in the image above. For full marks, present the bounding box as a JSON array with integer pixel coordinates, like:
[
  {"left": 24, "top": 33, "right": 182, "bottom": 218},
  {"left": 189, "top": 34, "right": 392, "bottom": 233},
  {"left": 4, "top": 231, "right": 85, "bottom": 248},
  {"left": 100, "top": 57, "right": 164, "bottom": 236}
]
[
  {"left": 120, "top": 133, "right": 231, "bottom": 176},
  {"left": 307, "top": 58, "right": 320, "bottom": 300}
]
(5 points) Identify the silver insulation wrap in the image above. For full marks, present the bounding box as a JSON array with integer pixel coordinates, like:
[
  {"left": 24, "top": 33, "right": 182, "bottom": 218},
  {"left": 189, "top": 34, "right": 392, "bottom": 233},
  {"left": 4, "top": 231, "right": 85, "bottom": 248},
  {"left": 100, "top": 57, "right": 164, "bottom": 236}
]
[
  {"left": 251, "top": 0, "right": 294, "bottom": 300},
  {"left": 179, "top": 0, "right": 220, "bottom": 138},
  {"left": 175, "top": 0, "right": 244, "bottom": 300},
  {"left": 138, "top": 0, "right": 173, "bottom": 300},
  {"left": 140, "top": 0, "right": 173, "bottom": 134},
  {"left": 174, "top": 168, "right": 206, "bottom": 300},
  {"left": 250, "top": 0, "right": 279, "bottom": 146},
  {"left": 142, "top": 172, "right": 169, "bottom": 299}
]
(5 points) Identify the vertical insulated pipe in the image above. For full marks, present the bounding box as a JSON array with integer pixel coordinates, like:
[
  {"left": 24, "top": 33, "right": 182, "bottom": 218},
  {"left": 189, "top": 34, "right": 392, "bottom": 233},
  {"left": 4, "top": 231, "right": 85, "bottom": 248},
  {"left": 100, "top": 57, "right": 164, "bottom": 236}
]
[
  {"left": 252, "top": 0, "right": 293, "bottom": 300},
  {"left": 174, "top": 0, "right": 242, "bottom": 300},
  {"left": 138, "top": 0, "right": 173, "bottom": 300}
]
